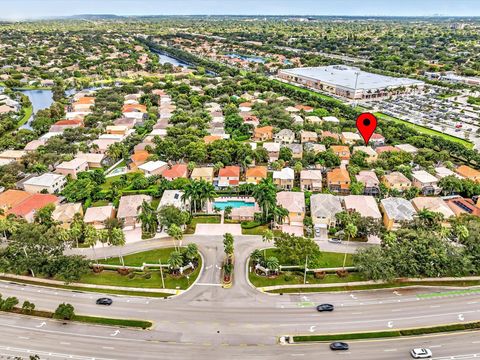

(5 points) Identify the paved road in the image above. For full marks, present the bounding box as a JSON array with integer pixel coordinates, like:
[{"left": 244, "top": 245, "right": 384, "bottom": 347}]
[{"left": 1, "top": 234, "right": 480, "bottom": 359}]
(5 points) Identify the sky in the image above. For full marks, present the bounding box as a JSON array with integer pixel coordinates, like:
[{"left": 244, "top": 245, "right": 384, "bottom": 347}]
[{"left": 1, "top": 0, "right": 480, "bottom": 20}]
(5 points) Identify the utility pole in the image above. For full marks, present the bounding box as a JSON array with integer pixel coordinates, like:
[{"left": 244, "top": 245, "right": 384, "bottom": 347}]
[
  {"left": 159, "top": 259, "right": 165, "bottom": 289},
  {"left": 303, "top": 255, "right": 308, "bottom": 284},
  {"left": 353, "top": 71, "right": 360, "bottom": 108}
]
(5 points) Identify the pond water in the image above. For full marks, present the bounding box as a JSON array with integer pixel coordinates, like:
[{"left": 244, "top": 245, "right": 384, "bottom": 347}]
[{"left": 19, "top": 89, "right": 54, "bottom": 130}]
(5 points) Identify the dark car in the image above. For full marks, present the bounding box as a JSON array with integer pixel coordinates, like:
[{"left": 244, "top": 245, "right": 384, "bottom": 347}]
[
  {"left": 96, "top": 297, "right": 113, "bottom": 306},
  {"left": 330, "top": 342, "right": 349, "bottom": 351},
  {"left": 316, "top": 304, "right": 334, "bottom": 312}
]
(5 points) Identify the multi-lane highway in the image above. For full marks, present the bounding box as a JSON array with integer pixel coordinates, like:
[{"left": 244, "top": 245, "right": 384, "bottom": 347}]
[{"left": 0, "top": 234, "right": 479, "bottom": 359}]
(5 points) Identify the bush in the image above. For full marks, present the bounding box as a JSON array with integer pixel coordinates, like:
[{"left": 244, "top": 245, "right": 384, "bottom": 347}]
[
  {"left": 241, "top": 221, "right": 261, "bottom": 229},
  {"left": 143, "top": 273, "right": 152, "bottom": 280},
  {"left": 314, "top": 271, "right": 326, "bottom": 279},
  {"left": 0, "top": 296, "right": 19, "bottom": 311},
  {"left": 117, "top": 267, "right": 130, "bottom": 276},
  {"left": 92, "top": 265, "right": 104, "bottom": 273},
  {"left": 283, "top": 272, "right": 293, "bottom": 282},
  {"left": 127, "top": 272, "right": 136, "bottom": 279},
  {"left": 54, "top": 303, "right": 75, "bottom": 320}
]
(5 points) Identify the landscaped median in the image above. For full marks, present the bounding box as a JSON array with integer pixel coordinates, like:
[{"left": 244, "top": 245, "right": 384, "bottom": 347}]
[
  {"left": 288, "top": 322, "right": 480, "bottom": 343},
  {"left": 3, "top": 307, "right": 152, "bottom": 329}
]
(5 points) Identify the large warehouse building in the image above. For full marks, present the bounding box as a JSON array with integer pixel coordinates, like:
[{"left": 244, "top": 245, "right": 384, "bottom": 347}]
[{"left": 278, "top": 65, "right": 425, "bottom": 100}]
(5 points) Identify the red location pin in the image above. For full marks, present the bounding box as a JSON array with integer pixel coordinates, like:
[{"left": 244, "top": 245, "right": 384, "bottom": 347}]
[{"left": 356, "top": 113, "right": 377, "bottom": 145}]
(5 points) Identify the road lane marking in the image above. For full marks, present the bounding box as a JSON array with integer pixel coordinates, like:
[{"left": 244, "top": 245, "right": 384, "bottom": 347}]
[
  {"left": 195, "top": 283, "right": 222, "bottom": 286},
  {"left": 384, "top": 349, "right": 397, "bottom": 352}
]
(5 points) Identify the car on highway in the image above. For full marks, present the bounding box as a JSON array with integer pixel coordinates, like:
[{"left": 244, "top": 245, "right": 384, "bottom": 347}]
[
  {"left": 96, "top": 297, "right": 113, "bottom": 306},
  {"left": 316, "top": 304, "right": 334, "bottom": 312},
  {"left": 410, "top": 348, "right": 432, "bottom": 358},
  {"left": 330, "top": 342, "right": 349, "bottom": 351}
]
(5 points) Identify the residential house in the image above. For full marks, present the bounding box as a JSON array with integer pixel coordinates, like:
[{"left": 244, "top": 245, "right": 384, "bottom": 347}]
[
  {"left": 380, "top": 197, "right": 417, "bottom": 230},
  {"left": 382, "top": 171, "right": 412, "bottom": 192},
  {"left": 411, "top": 170, "right": 441, "bottom": 195},
  {"left": 376, "top": 146, "right": 400, "bottom": 155},
  {"left": 90, "top": 139, "right": 119, "bottom": 154},
  {"left": 76, "top": 153, "right": 105, "bottom": 168},
  {"left": 322, "top": 116, "right": 340, "bottom": 123},
  {"left": 291, "top": 114, "right": 304, "bottom": 127},
  {"left": 24, "top": 139, "right": 46, "bottom": 152},
  {"left": 355, "top": 170, "right": 380, "bottom": 196},
  {"left": 330, "top": 145, "right": 351, "bottom": 161},
  {"left": 411, "top": 197, "right": 455, "bottom": 220},
  {"left": 327, "top": 167, "right": 351, "bottom": 195},
  {"left": 341, "top": 132, "right": 361, "bottom": 145},
  {"left": 253, "top": 126, "right": 273, "bottom": 141},
  {"left": 344, "top": 195, "right": 382, "bottom": 219},
  {"left": 276, "top": 191, "right": 305, "bottom": 225},
  {"left": 0, "top": 190, "right": 32, "bottom": 215},
  {"left": 158, "top": 190, "right": 188, "bottom": 211},
  {"left": 130, "top": 150, "right": 150, "bottom": 171},
  {"left": 49, "top": 119, "right": 83, "bottom": 133},
  {"left": 300, "top": 130, "right": 317, "bottom": 143},
  {"left": 52, "top": 203, "right": 83, "bottom": 227},
  {"left": 23, "top": 173, "right": 66, "bottom": 194},
  {"left": 305, "top": 115, "right": 322, "bottom": 124},
  {"left": 190, "top": 167, "right": 214, "bottom": 183},
  {"left": 352, "top": 146, "right": 378, "bottom": 163},
  {"left": 0, "top": 150, "right": 26, "bottom": 165},
  {"left": 321, "top": 131, "right": 340, "bottom": 142},
  {"left": 275, "top": 129, "right": 295, "bottom": 144},
  {"left": 273, "top": 167, "right": 295, "bottom": 190},
  {"left": 444, "top": 196, "right": 480, "bottom": 217},
  {"left": 162, "top": 164, "right": 188, "bottom": 181},
  {"left": 295, "top": 104, "right": 314, "bottom": 112},
  {"left": 138, "top": 160, "right": 168, "bottom": 177},
  {"left": 300, "top": 170, "right": 323, "bottom": 191},
  {"left": 55, "top": 158, "right": 89, "bottom": 179},
  {"left": 263, "top": 142, "right": 280, "bottom": 162},
  {"left": 370, "top": 133, "right": 386, "bottom": 147},
  {"left": 8, "top": 193, "right": 60, "bottom": 223},
  {"left": 395, "top": 143, "right": 418, "bottom": 154},
  {"left": 204, "top": 135, "right": 222, "bottom": 144},
  {"left": 83, "top": 205, "right": 116, "bottom": 229},
  {"left": 239, "top": 102, "right": 252, "bottom": 112},
  {"left": 304, "top": 143, "right": 326, "bottom": 154},
  {"left": 434, "top": 166, "right": 463, "bottom": 179},
  {"left": 106, "top": 125, "right": 129, "bottom": 136},
  {"left": 455, "top": 165, "right": 480, "bottom": 182},
  {"left": 286, "top": 143, "right": 303, "bottom": 159},
  {"left": 310, "top": 194, "right": 343, "bottom": 239},
  {"left": 117, "top": 194, "right": 152, "bottom": 229},
  {"left": 218, "top": 166, "right": 240, "bottom": 187},
  {"left": 245, "top": 166, "right": 267, "bottom": 184}
]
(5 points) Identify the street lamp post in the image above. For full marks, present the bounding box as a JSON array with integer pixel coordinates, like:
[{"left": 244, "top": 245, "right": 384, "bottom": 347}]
[{"left": 159, "top": 259, "right": 165, "bottom": 289}]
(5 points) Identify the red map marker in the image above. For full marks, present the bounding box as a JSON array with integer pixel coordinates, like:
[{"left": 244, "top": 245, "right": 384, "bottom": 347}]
[{"left": 356, "top": 113, "right": 377, "bottom": 145}]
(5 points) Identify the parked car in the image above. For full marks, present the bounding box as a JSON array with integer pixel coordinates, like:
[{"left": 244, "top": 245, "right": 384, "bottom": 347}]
[
  {"left": 96, "top": 298, "right": 113, "bottom": 306},
  {"left": 410, "top": 348, "right": 432, "bottom": 358},
  {"left": 316, "top": 304, "right": 334, "bottom": 312},
  {"left": 328, "top": 238, "right": 342, "bottom": 244},
  {"left": 330, "top": 342, "right": 349, "bottom": 351}
]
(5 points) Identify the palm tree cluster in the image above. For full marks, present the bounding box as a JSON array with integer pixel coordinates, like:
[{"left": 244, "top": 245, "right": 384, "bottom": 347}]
[
  {"left": 182, "top": 180, "right": 217, "bottom": 213},
  {"left": 167, "top": 243, "right": 199, "bottom": 275},
  {"left": 251, "top": 178, "right": 277, "bottom": 222}
]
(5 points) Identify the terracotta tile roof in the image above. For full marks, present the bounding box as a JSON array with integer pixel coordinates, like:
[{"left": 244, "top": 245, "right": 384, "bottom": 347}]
[
  {"left": 73, "top": 97, "right": 95, "bottom": 105},
  {"left": 445, "top": 197, "right": 480, "bottom": 216},
  {"left": 371, "top": 133, "right": 385, "bottom": 140},
  {"left": 204, "top": 135, "right": 222, "bottom": 144},
  {"left": 54, "top": 119, "right": 83, "bottom": 126},
  {"left": 376, "top": 145, "right": 400, "bottom": 154},
  {"left": 219, "top": 166, "right": 240, "bottom": 178},
  {"left": 9, "top": 194, "right": 58, "bottom": 217},
  {"left": 0, "top": 190, "right": 32, "bottom": 211},
  {"left": 246, "top": 166, "right": 267, "bottom": 178},
  {"left": 122, "top": 104, "right": 147, "bottom": 113},
  {"left": 162, "top": 164, "right": 188, "bottom": 180},
  {"left": 455, "top": 165, "right": 480, "bottom": 179},
  {"left": 295, "top": 104, "right": 314, "bottom": 111},
  {"left": 254, "top": 126, "right": 273, "bottom": 134},
  {"left": 327, "top": 168, "right": 351, "bottom": 188},
  {"left": 130, "top": 150, "right": 150, "bottom": 164}
]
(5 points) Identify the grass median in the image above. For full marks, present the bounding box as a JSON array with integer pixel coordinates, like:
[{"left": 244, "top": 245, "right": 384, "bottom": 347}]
[
  {"left": 6, "top": 308, "right": 152, "bottom": 329},
  {"left": 292, "top": 322, "right": 480, "bottom": 342}
]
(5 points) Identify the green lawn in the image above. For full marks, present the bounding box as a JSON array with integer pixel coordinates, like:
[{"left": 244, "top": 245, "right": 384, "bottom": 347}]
[
  {"left": 185, "top": 215, "right": 221, "bottom": 234},
  {"left": 16, "top": 105, "right": 33, "bottom": 128},
  {"left": 374, "top": 112, "right": 473, "bottom": 149},
  {"left": 102, "top": 248, "right": 178, "bottom": 267},
  {"left": 249, "top": 250, "right": 358, "bottom": 287},
  {"left": 82, "top": 247, "right": 201, "bottom": 290}
]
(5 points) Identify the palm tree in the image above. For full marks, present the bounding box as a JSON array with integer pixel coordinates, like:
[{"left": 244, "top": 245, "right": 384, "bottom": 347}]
[
  {"left": 137, "top": 200, "right": 158, "bottom": 237},
  {"left": 251, "top": 249, "right": 263, "bottom": 264},
  {"left": 198, "top": 180, "right": 216, "bottom": 212},
  {"left": 262, "top": 229, "right": 274, "bottom": 260},
  {"left": 84, "top": 225, "right": 99, "bottom": 265},
  {"left": 168, "top": 251, "right": 184, "bottom": 274},
  {"left": 183, "top": 180, "right": 202, "bottom": 213},
  {"left": 108, "top": 227, "right": 126, "bottom": 266},
  {"left": 273, "top": 205, "right": 289, "bottom": 225},
  {"left": 252, "top": 178, "right": 277, "bottom": 222},
  {"left": 184, "top": 243, "right": 199, "bottom": 263},
  {"left": 266, "top": 256, "right": 280, "bottom": 275},
  {"left": 167, "top": 224, "right": 183, "bottom": 251},
  {"left": 343, "top": 223, "right": 358, "bottom": 269}
]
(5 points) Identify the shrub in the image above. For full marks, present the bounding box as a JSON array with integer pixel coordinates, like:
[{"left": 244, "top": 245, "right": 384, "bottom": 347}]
[
  {"left": 144, "top": 273, "right": 152, "bottom": 280},
  {"left": 314, "top": 271, "right": 326, "bottom": 279},
  {"left": 117, "top": 267, "right": 130, "bottom": 276},
  {"left": 92, "top": 265, "right": 104, "bottom": 273},
  {"left": 283, "top": 272, "right": 293, "bottom": 282},
  {"left": 54, "top": 303, "right": 75, "bottom": 320},
  {"left": 241, "top": 221, "right": 261, "bottom": 229},
  {"left": 127, "top": 272, "right": 136, "bottom": 279}
]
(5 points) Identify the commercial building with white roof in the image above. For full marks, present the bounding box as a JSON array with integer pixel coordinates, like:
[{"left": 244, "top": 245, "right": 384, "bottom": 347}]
[{"left": 278, "top": 65, "right": 424, "bottom": 100}]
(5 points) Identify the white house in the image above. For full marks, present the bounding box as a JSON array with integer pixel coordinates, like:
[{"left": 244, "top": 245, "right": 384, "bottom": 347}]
[{"left": 23, "top": 173, "right": 66, "bottom": 194}]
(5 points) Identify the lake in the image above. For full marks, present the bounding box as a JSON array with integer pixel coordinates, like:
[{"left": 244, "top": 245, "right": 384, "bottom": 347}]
[{"left": 19, "top": 89, "right": 54, "bottom": 130}]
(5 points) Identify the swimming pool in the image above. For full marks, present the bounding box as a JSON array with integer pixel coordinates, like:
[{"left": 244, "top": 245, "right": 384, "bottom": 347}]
[{"left": 213, "top": 200, "right": 255, "bottom": 210}]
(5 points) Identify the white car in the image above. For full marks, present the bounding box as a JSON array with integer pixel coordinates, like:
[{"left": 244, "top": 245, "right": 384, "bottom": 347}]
[{"left": 411, "top": 348, "right": 432, "bottom": 358}]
